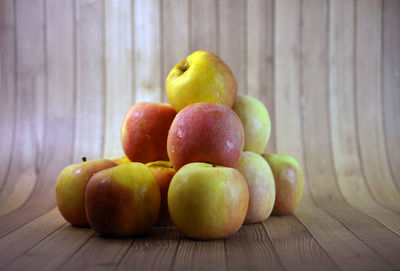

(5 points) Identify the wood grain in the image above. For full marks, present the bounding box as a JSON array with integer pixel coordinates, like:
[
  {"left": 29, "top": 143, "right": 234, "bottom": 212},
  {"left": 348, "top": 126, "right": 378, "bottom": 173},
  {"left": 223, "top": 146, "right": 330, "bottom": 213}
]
[{"left": 1, "top": 0, "right": 400, "bottom": 270}]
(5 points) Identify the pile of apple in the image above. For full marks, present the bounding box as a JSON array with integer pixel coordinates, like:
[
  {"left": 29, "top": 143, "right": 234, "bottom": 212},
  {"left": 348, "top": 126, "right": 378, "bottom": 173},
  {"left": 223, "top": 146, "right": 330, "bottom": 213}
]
[{"left": 56, "top": 51, "right": 304, "bottom": 240}]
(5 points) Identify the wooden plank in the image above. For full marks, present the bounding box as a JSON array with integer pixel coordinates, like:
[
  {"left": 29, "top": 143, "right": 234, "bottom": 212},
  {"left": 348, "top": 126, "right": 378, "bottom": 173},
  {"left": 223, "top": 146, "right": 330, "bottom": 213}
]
[
  {"left": 0, "top": 209, "right": 65, "bottom": 269},
  {"left": 275, "top": 1, "right": 395, "bottom": 270},
  {"left": 219, "top": 0, "right": 246, "bottom": 94},
  {"left": 329, "top": 0, "right": 400, "bottom": 236},
  {"left": 224, "top": 223, "right": 283, "bottom": 271},
  {"left": 116, "top": 227, "right": 179, "bottom": 271},
  {"left": 74, "top": 0, "right": 105, "bottom": 162},
  {"left": 0, "top": 0, "right": 46, "bottom": 216},
  {"left": 382, "top": 0, "right": 400, "bottom": 187},
  {"left": 263, "top": 215, "right": 339, "bottom": 271},
  {"left": 4, "top": 224, "right": 94, "bottom": 271},
  {"left": 134, "top": 0, "right": 162, "bottom": 103},
  {"left": 103, "top": 0, "right": 134, "bottom": 158},
  {"left": 172, "top": 233, "right": 225, "bottom": 271},
  {"left": 355, "top": 0, "right": 400, "bottom": 209},
  {"left": 60, "top": 234, "right": 131, "bottom": 271},
  {"left": 190, "top": 0, "right": 217, "bottom": 53},
  {"left": 0, "top": 0, "right": 75, "bottom": 236},
  {"left": 0, "top": 0, "right": 17, "bottom": 192},
  {"left": 161, "top": 0, "right": 190, "bottom": 102},
  {"left": 247, "top": 0, "right": 275, "bottom": 153}
]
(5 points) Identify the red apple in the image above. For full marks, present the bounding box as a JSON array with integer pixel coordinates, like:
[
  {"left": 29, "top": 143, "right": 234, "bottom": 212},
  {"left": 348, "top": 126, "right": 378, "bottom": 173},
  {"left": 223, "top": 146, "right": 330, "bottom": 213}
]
[
  {"left": 146, "top": 161, "right": 176, "bottom": 226},
  {"left": 167, "top": 103, "right": 244, "bottom": 170},
  {"left": 85, "top": 163, "right": 160, "bottom": 237},
  {"left": 55, "top": 158, "right": 117, "bottom": 226},
  {"left": 121, "top": 102, "right": 176, "bottom": 164}
]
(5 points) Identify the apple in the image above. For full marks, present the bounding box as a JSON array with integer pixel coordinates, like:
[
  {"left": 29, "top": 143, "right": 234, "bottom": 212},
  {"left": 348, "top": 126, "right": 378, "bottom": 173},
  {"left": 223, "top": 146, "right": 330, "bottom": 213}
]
[
  {"left": 166, "top": 50, "right": 237, "bottom": 112},
  {"left": 168, "top": 163, "right": 249, "bottom": 240},
  {"left": 167, "top": 103, "right": 244, "bottom": 170},
  {"left": 232, "top": 95, "right": 271, "bottom": 154},
  {"left": 236, "top": 151, "right": 275, "bottom": 223},
  {"left": 113, "top": 156, "right": 131, "bottom": 165},
  {"left": 85, "top": 163, "right": 160, "bottom": 237},
  {"left": 121, "top": 102, "right": 176, "bottom": 164},
  {"left": 55, "top": 158, "right": 117, "bottom": 227},
  {"left": 146, "top": 161, "right": 176, "bottom": 226},
  {"left": 262, "top": 154, "right": 304, "bottom": 215}
]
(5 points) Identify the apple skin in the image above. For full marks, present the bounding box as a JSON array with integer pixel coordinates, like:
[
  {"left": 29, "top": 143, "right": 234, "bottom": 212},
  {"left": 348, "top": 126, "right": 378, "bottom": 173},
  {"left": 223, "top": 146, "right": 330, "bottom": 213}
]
[
  {"left": 236, "top": 151, "right": 275, "bottom": 224},
  {"left": 85, "top": 163, "right": 160, "bottom": 237},
  {"left": 121, "top": 102, "right": 176, "bottom": 164},
  {"left": 168, "top": 163, "right": 249, "bottom": 239},
  {"left": 167, "top": 103, "right": 244, "bottom": 170},
  {"left": 261, "top": 154, "right": 304, "bottom": 215},
  {"left": 166, "top": 50, "right": 238, "bottom": 112},
  {"left": 55, "top": 159, "right": 117, "bottom": 227},
  {"left": 145, "top": 161, "right": 176, "bottom": 226},
  {"left": 113, "top": 156, "right": 131, "bottom": 165},
  {"left": 232, "top": 95, "right": 271, "bottom": 154},
  {"left": 168, "top": 163, "right": 249, "bottom": 240}
]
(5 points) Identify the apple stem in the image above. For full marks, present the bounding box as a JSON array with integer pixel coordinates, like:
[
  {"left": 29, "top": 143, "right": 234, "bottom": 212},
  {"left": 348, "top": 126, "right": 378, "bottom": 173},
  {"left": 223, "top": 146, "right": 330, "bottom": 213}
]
[
  {"left": 181, "top": 61, "right": 188, "bottom": 72},
  {"left": 82, "top": 156, "right": 87, "bottom": 162}
]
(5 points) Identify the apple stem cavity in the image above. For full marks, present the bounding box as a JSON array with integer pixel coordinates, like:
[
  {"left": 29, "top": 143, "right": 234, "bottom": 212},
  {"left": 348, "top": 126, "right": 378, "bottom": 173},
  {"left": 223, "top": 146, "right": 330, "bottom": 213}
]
[
  {"left": 181, "top": 61, "right": 188, "bottom": 72},
  {"left": 82, "top": 156, "right": 87, "bottom": 162}
]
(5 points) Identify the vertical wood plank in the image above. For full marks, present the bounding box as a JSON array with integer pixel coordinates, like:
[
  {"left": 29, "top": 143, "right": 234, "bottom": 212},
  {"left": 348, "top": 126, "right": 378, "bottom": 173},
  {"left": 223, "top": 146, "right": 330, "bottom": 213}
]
[
  {"left": 134, "top": 0, "right": 162, "bottom": 103},
  {"left": 74, "top": 0, "right": 105, "bottom": 162},
  {"left": 0, "top": 0, "right": 46, "bottom": 216},
  {"left": 0, "top": 0, "right": 17, "bottom": 191},
  {"left": 355, "top": 0, "right": 400, "bottom": 208},
  {"left": 162, "top": 0, "right": 190, "bottom": 102},
  {"left": 190, "top": 0, "right": 217, "bottom": 53},
  {"left": 247, "top": 0, "right": 275, "bottom": 153},
  {"left": 219, "top": 0, "right": 247, "bottom": 94},
  {"left": 275, "top": 1, "right": 395, "bottom": 269},
  {"left": 104, "top": 0, "right": 134, "bottom": 158},
  {"left": 382, "top": 0, "right": 400, "bottom": 187},
  {"left": 329, "top": 0, "right": 400, "bottom": 235}
]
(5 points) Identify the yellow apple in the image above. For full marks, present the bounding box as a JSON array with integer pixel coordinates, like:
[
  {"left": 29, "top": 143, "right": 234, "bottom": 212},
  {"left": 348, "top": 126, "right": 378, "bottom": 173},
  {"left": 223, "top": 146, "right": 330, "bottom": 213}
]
[
  {"left": 236, "top": 151, "right": 275, "bottom": 223},
  {"left": 55, "top": 158, "right": 117, "bottom": 226},
  {"left": 85, "top": 163, "right": 160, "bottom": 237},
  {"left": 168, "top": 162, "right": 249, "bottom": 240},
  {"left": 113, "top": 156, "right": 131, "bottom": 165},
  {"left": 262, "top": 154, "right": 304, "bottom": 215},
  {"left": 232, "top": 95, "right": 271, "bottom": 154},
  {"left": 166, "top": 50, "right": 237, "bottom": 112}
]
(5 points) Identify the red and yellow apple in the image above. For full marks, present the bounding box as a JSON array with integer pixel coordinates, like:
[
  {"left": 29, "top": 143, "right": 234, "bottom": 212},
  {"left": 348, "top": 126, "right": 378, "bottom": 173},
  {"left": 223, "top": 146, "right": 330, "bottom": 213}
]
[
  {"left": 236, "top": 151, "right": 275, "bottom": 223},
  {"left": 168, "top": 163, "right": 249, "bottom": 239},
  {"left": 55, "top": 158, "right": 117, "bottom": 226},
  {"left": 262, "top": 154, "right": 304, "bottom": 215},
  {"left": 85, "top": 163, "right": 160, "bottom": 237},
  {"left": 232, "top": 95, "right": 271, "bottom": 154},
  {"left": 166, "top": 50, "right": 238, "bottom": 112},
  {"left": 146, "top": 161, "right": 176, "bottom": 226},
  {"left": 121, "top": 102, "right": 176, "bottom": 164},
  {"left": 167, "top": 103, "right": 244, "bottom": 170}
]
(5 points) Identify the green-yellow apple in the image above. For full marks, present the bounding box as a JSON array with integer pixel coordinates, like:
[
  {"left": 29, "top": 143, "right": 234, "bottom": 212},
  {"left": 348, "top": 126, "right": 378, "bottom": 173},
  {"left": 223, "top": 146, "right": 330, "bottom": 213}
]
[
  {"left": 121, "top": 102, "right": 176, "bottom": 164},
  {"left": 232, "top": 95, "right": 271, "bottom": 153},
  {"left": 262, "top": 154, "right": 304, "bottom": 215},
  {"left": 168, "top": 162, "right": 249, "bottom": 240},
  {"left": 236, "top": 151, "right": 275, "bottom": 223},
  {"left": 55, "top": 158, "right": 117, "bottom": 227},
  {"left": 113, "top": 156, "right": 131, "bottom": 165},
  {"left": 146, "top": 161, "right": 176, "bottom": 226},
  {"left": 166, "top": 50, "right": 237, "bottom": 112},
  {"left": 167, "top": 103, "right": 244, "bottom": 170},
  {"left": 85, "top": 163, "right": 160, "bottom": 237}
]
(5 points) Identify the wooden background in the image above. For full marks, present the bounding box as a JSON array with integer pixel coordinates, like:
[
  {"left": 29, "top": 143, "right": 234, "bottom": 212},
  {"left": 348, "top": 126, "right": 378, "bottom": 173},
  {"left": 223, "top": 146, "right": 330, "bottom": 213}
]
[{"left": 1, "top": 0, "right": 400, "bottom": 270}]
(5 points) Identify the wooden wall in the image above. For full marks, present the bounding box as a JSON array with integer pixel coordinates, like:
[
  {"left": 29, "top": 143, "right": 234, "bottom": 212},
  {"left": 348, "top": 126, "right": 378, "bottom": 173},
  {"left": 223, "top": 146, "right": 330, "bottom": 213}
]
[{"left": 1, "top": 0, "right": 400, "bottom": 264}]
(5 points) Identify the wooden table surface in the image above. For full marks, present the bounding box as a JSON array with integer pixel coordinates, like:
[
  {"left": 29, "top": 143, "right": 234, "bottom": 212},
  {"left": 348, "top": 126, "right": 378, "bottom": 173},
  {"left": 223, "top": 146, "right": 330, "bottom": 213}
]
[{"left": 1, "top": 0, "right": 400, "bottom": 270}]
